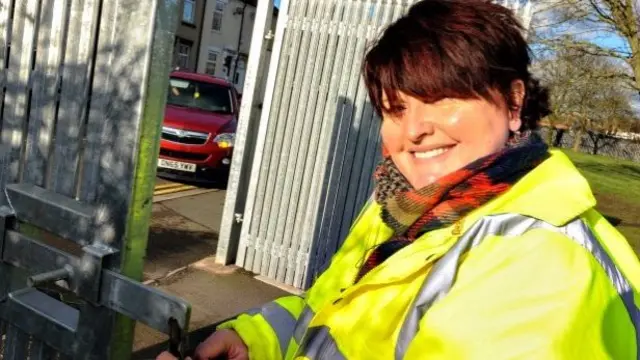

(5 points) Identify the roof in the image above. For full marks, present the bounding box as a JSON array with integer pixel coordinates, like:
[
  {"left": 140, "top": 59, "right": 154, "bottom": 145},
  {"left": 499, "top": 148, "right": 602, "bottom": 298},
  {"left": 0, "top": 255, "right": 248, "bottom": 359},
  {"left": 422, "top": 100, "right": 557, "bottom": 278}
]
[{"left": 170, "top": 70, "right": 233, "bottom": 87}]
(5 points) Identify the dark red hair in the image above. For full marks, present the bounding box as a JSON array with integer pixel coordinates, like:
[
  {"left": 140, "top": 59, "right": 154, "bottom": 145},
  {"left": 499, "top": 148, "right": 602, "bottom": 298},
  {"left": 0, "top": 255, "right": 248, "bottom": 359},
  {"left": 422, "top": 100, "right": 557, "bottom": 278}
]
[{"left": 363, "top": 0, "right": 550, "bottom": 130}]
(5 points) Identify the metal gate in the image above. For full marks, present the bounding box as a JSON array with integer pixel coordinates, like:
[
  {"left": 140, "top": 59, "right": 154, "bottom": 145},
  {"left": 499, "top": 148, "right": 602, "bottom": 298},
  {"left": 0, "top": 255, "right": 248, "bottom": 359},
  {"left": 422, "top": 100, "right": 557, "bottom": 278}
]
[
  {"left": 220, "top": 0, "right": 535, "bottom": 290},
  {"left": 0, "top": 0, "right": 190, "bottom": 359}
]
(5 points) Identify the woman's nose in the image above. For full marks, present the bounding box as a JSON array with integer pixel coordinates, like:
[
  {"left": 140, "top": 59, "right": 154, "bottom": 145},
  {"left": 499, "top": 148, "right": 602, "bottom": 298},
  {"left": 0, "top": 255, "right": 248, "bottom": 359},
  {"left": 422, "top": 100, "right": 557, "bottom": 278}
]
[{"left": 405, "top": 114, "right": 435, "bottom": 142}]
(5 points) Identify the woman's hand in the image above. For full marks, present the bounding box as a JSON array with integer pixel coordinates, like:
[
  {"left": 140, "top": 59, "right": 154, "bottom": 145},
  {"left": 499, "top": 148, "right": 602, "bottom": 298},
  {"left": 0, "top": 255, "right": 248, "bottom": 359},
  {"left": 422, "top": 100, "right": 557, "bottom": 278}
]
[
  {"left": 155, "top": 329, "right": 247, "bottom": 360},
  {"left": 192, "top": 329, "right": 249, "bottom": 360},
  {"left": 155, "top": 352, "right": 191, "bottom": 360}
]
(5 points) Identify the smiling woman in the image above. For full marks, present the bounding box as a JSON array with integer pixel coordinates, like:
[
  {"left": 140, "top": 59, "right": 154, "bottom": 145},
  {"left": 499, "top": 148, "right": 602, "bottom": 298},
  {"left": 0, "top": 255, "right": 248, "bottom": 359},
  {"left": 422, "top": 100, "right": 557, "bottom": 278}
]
[{"left": 158, "top": 1, "right": 640, "bottom": 359}]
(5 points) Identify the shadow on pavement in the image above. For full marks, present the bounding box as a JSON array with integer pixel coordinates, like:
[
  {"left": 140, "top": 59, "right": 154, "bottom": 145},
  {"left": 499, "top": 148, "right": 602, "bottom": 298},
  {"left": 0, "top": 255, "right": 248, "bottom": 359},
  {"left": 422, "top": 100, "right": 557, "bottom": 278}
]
[
  {"left": 132, "top": 265, "right": 288, "bottom": 358},
  {"left": 144, "top": 203, "right": 219, "bottom": 281}
]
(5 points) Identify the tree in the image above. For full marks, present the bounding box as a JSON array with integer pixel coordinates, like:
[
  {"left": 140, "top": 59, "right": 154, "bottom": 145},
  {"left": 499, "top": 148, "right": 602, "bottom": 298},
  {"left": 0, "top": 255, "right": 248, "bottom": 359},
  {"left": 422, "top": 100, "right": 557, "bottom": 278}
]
[
  {"left": 532, "top": 0, "right": 640, "bottom": 95},
  {"left": 533, "top": 48, "right": 638, "bottom": 150},
  {"left": 586, "top": 89, "right": 636, "bottom": 154}
]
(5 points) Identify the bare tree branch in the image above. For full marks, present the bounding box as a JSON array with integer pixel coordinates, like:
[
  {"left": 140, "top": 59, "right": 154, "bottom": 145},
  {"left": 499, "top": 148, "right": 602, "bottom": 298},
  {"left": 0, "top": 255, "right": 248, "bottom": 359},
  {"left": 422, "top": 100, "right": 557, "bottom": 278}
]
[
  {"left": 539, "top": 38, "right": 633, "bottom": 59},
  {"left": 534, "top": 47, "right": 639, "bottom": 134},
  {"left": 588, "top": 0, "right": 617, "bottom": 24},
  {"left": 532, "top": 0, "right": 640, "bottom": 100}
]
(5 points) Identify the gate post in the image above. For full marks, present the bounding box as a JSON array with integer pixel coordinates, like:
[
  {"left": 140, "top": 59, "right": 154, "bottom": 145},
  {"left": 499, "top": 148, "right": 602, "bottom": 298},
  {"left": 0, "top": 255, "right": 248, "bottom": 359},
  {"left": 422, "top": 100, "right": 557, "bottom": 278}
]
[
  {"left": 109, "top": 1, "right": 181, "bottom": 359},
  {"left": 217, "top": 0, "right": 276, "bottom": 265},
  {"left": 0, "top": 0, "right": 186, "bottom": 358}
]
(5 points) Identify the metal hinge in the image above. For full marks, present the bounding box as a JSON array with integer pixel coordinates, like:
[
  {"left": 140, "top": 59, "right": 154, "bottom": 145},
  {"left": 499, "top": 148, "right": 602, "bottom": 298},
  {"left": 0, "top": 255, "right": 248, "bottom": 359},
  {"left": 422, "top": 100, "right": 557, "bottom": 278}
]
[
  {"left": 264, "top": 30, "right": 275, "bottom": 40},
  {"left": 234, "top": 213, "right": 244, "bottom": 223}
]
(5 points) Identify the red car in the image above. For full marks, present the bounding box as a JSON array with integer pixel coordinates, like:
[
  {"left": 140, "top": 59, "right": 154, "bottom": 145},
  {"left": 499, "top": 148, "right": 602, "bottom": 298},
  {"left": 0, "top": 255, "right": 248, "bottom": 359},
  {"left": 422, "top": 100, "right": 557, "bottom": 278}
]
[{"left": 157, "top": 71, "right": 239, "bottom": 183}]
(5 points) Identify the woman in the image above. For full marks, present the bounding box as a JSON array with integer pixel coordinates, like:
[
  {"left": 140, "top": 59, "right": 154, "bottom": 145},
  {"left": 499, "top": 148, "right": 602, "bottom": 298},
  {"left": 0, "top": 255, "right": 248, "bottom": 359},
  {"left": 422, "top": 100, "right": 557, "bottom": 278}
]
[{"left": 159, "top": 0, "right": 640, "bottom": 359}]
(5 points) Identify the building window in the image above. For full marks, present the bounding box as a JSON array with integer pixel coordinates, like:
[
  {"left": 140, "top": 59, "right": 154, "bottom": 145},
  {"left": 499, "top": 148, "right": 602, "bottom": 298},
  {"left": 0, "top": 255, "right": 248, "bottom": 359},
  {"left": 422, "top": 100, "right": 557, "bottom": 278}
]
[
  {"left": 234, "top": 72, "right": 240, "bottom": 84},
  {"left": 183, "top": 0, "right": 196, "bottom": 24},
  {"left": 205, "top": 50, "right": 218, "bottom": 75},
  {"left": 177, "top": 41, "right": 191, "bottom": 68},
  {"left": 212, "top": 1, "right": 225, "bottom": 31}
]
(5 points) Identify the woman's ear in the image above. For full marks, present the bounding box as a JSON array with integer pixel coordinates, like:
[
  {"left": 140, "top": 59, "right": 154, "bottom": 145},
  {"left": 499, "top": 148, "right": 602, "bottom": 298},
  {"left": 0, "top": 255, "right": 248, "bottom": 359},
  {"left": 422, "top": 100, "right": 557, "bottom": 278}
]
[{"left": 508, "top": 79, "right": 525, "bottom": 132}]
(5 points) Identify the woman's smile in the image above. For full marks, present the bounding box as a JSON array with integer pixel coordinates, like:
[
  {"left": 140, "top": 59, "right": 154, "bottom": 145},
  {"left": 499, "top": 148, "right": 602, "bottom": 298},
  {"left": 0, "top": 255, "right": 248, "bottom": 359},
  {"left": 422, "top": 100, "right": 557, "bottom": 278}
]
[{"left": 412, "top": 144, "right": 455, "bottom": 160}]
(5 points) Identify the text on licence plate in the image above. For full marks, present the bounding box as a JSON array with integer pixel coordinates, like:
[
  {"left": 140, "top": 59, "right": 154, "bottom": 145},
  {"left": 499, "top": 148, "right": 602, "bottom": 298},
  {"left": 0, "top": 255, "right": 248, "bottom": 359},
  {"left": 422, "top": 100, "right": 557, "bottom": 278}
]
[{"left": 158, "top": 159, "right": 196, "bottom": 173}]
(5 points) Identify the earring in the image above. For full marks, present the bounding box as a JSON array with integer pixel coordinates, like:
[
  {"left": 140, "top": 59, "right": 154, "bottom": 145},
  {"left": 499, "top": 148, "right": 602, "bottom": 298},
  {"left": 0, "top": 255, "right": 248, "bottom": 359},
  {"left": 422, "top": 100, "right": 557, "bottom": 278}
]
[{"left": 507, "top": 129, "right": 522, "bottom": 146}]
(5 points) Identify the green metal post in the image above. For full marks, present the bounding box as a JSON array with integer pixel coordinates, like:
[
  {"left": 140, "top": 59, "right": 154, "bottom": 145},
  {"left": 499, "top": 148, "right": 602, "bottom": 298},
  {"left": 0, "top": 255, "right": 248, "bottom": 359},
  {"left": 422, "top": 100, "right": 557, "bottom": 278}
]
[{"left": 110, "top": 0, "right": 182, "bottom": 359}]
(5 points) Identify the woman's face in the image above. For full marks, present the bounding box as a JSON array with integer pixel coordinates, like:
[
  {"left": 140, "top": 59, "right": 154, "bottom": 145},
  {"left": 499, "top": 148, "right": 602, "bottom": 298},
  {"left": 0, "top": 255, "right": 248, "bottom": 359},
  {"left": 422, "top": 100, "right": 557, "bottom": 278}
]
[{"left": 380, "top": 87, "right": 523, "bottom": 189}]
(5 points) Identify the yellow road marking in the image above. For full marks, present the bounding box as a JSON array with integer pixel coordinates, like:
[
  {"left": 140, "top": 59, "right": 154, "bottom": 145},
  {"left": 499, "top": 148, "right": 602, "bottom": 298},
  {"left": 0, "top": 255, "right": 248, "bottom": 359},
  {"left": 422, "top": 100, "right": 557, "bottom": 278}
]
[
  {"left": 153, "top": 185, "right": 197, "bottom": 196},
  {"left": 154, "top": 182, "right": 185, "bottom": 191}
]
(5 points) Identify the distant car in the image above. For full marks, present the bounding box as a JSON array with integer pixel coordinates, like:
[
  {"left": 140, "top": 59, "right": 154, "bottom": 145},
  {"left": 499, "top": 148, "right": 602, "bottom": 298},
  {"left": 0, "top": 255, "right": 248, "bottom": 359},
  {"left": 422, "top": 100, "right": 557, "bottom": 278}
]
[{"left": 157, "top": 71, "right": 239, "bottom": 183}]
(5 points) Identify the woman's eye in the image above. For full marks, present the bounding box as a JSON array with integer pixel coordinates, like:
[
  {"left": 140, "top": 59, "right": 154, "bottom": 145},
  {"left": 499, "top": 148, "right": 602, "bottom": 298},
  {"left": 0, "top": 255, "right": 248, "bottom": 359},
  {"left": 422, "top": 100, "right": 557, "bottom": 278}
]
[{"left": 387, "top": 105, "right": 406, "bottom": 116}]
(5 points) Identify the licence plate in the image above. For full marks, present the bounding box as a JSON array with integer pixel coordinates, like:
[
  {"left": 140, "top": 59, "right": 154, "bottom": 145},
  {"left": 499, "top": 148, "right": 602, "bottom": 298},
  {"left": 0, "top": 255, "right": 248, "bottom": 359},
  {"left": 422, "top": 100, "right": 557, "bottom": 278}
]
[{"left": 158, "top": 158, "right": 197, "bottom": 173}]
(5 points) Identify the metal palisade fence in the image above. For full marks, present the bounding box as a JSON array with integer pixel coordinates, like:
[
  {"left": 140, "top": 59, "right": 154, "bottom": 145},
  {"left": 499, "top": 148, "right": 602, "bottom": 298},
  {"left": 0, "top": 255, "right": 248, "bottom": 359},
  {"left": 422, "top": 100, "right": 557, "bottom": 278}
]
[
  {"left": 220, "top": 0, "right": 535, "bottom": 290},
  {"left": 0, "top": 0, "right": 190, "bottom": 359}
]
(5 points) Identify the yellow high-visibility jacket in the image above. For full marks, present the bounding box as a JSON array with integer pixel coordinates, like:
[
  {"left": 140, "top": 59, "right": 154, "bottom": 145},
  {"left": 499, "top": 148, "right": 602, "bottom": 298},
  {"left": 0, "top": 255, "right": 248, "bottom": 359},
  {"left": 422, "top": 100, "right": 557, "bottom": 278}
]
[{"left": 219, "top": 150, "right": 640, "bottom": 359}]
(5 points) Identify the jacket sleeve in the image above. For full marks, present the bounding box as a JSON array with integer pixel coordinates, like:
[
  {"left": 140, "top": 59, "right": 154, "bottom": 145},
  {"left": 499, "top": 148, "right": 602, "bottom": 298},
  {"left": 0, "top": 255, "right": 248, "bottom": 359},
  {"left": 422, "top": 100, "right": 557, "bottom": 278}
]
[
  {"left": 217, "top": 295, "right": 306, "bottom": 360},
  {"left": 403, "top": 228, "right": 637, "bottom": 360}
]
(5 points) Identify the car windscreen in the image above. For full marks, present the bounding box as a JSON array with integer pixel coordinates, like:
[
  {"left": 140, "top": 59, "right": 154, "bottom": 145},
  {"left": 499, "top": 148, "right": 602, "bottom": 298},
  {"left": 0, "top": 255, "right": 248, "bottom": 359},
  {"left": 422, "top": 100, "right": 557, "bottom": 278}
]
[{"left": 167, "top": 77, "right": 233, "bottom": 114}]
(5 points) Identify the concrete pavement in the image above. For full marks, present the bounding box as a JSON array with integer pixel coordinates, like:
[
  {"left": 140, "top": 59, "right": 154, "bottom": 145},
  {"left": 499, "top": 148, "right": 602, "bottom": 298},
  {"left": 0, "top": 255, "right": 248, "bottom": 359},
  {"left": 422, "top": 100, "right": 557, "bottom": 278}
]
[
  {"left": 157, "top": 187, "right": 227, "bottom": 236},
  {"left": 143, "top": 198, "right": 220, "bottom": 282},
  {"left": 133, "top": 258, "right": 287, "bottom": 356},
  {"left": 133, "top": 184, "right": 289, "bottom": 357},
  {"left": 144, "top": 180, "right": 226, "bottom": 282}
]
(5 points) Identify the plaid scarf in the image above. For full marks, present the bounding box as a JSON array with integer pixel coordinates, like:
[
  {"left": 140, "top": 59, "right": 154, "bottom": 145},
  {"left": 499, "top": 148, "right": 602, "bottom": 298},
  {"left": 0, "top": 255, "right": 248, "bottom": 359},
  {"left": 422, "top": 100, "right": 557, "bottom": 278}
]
[{"left": 355, "top": 131, "right": 549, "bottom": 283}]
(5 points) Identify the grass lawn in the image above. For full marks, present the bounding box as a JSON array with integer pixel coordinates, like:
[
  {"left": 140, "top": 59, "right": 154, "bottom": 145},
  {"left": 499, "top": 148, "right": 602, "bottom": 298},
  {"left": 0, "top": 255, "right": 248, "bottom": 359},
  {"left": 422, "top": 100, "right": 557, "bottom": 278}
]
[{"left": 560, "top": 149, "right": 640, "bottom": 256}]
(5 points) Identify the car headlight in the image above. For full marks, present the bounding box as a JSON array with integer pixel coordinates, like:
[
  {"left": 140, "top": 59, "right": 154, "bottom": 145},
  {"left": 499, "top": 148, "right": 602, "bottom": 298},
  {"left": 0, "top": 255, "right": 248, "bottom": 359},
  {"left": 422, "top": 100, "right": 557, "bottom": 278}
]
[{"left": 214, "top": 133, "right": 235, "bottom": 149}]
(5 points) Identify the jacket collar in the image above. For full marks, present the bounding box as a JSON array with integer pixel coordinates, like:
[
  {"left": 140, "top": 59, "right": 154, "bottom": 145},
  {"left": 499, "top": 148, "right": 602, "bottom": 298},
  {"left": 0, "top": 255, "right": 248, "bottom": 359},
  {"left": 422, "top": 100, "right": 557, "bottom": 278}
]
[
  {"left": 346, "top": 150, "right": 596, "bottom": 286},
  {"left": 479, "top": 149, "right": 596, "bottom": 227}
]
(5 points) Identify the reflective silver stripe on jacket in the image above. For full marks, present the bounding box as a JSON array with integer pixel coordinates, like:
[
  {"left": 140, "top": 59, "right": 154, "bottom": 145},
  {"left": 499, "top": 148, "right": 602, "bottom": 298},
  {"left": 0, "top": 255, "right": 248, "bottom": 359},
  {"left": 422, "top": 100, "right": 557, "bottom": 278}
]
[
  {"left": 294, "top": 306, "right": 349, "bottom": 358},
  {"left": 293, "top": 306, "right": 315, "bottom": 344},
  {"left": 395, "top": 214, "right": 640, "bottom": 360},
  {"left": 297, "top": 326, "right": 347, "bottom": 360},
  {"left": 246, "top": 301, "right": 297, "bottom": 357}
]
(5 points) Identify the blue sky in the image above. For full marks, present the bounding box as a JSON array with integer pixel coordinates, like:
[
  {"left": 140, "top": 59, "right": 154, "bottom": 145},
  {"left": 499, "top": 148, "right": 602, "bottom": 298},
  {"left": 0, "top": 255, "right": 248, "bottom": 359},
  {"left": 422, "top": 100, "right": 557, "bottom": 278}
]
[
  {"left": 274, "top": 0, "right": 280, "bottom": 7},
  {"left": 595, "top": 35, "right": 629, "bottom": 53}
]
